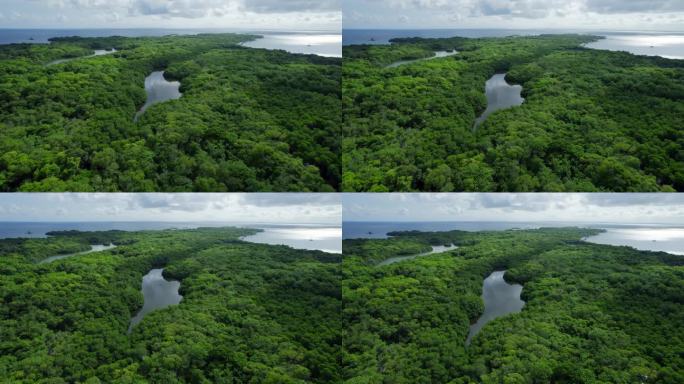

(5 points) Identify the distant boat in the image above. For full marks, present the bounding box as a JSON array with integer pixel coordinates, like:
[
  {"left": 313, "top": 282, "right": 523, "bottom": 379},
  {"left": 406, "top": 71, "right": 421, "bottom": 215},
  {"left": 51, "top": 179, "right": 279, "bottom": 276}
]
[
  {"left": 370, "top": 37, "right": 376, "bottom": 42},
  {"left": 28, "top": 37, "right": 34, "bottom": 41},
  {"left": 368, "top": 231, "right": 373, "bottom": 235},
  {"left": 26, "top": 230, "right": 32, "bottom": 234}
]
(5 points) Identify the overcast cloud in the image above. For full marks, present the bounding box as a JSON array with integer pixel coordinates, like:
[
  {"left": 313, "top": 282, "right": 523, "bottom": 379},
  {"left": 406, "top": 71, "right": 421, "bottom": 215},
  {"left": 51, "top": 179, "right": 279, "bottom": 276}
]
[
  {"left": 343, "top": 193, "right": 684, "bottom": 224},
  {"left": 345, "top": 0, "right": 684, "bottom": 30},
  {"left": 0, "top": 193, "right": 341, "bottom": 224},
  {"left": 1, "top": 0, "right": 340, "bottom": 30}
]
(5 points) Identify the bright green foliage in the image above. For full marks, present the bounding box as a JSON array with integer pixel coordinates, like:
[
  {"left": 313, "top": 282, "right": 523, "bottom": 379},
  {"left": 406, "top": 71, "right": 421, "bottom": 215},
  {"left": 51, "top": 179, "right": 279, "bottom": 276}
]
[
  {"left": 0, "top": 227, "right": 341, "bottom": 383},
  {"left": 342, "top": 228, "right": 684, "bottom": 383},
  {"left": 343, "top": 34, "right": 684, "bottom": 191},
  {"left": 0, "top": 34, "right": 341, "bottom": 191}
]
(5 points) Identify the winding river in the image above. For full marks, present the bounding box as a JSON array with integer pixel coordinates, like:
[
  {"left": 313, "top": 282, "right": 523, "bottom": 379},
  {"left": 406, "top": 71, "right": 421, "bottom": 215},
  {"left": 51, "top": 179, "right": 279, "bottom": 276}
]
[
  {"left": 473, "top": 73, "right": 524, "bottom": 129},
  {"left": 466, "top": 270, "right": 525, "bottom": 345},
  {"left": 377, "top": 244, "right": 458, "bottom": 266},
  {"left": 386, "top": 50, "right": 458, "bottom": 68},
  {"left": 128, "top": 268, "right": 182, "bottom": 333},
  {"left": 40, "top": 243, "right": 117, "bottom": 264},
  {"left": 134, "top": 71, "right": 182, "bottom": 121},
  {"left": 47, "top": 48, "right": 117, "bottom": 66}
]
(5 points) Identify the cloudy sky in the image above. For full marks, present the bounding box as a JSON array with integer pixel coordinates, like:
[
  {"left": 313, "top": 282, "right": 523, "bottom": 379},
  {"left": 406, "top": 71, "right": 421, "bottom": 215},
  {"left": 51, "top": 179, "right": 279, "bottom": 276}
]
[
  {"left": 0, "top": 0, "right": 340, "bottom": 30},
  {"left": 345, "top": 0, "right": 684, "bottom": 30},
  {"left": 0, "top": 193, "right": 341, "bottom": 224},
  {"left": 343, "top": 193, "right": 684, "bottom": 224}
]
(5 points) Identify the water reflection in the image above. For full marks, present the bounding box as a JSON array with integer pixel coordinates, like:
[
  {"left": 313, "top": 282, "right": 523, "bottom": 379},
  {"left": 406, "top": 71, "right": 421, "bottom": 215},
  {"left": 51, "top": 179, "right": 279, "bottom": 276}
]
[
  {"left": 584, "top": 227, "right": 684, "bottom": 255},
  {"left": 40, "top": 243, "right": 116, "bottom": 264},
  {"left": 377, "top": 244, "right": 458, "bottom": 266},
  {"left": 134, "top": 71, "right": 182, "bottom": 121},
  {"left": 585, "top": 34, "right": 684, "bottom": 59},
  {"left": 243, "top": 33, "right": 342, "bottom": 57},
  {"left": 386, "top": 50, "right": 458, "bottom": 68},
  {"left": 474, "top": 73, "right": 524, "bottom": 129},
  {"left": 242, "top": 226, "right": 342, "bottom": 253},
  {"left": 128, "top": 268, "right": 182, "bottom": 333},
  {"left": 47, "top": 48, "right": 117, "bottom": 66},
  {"left": 466, "top": 270, "right": 524, "bottom": 345}
]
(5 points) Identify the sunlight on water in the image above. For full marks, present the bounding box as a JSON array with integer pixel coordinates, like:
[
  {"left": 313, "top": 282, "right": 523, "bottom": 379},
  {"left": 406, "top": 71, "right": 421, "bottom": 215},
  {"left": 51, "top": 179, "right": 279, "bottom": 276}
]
[
  {"left": 242, "top": 226, "right": 342, "bottom": 253},
  {"left": 586, "top": 34, "right": 684, "bottom": 59},
  {"left": 244, "top": 33, "right": 342, "bottom": 57},
  {"left": 585, "top": 227, "right": 684, "bottom": 255}
]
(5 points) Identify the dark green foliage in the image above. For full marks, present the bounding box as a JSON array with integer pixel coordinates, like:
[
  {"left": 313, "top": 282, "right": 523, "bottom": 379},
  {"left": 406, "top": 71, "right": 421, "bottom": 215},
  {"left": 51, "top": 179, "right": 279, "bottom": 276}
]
[
  {"left": 0, "top": 33, "right": 341, "bottom": 191},
  {"left": 342, "top": 228, "right": 684, "bottom": 383},
  {"left": 0, "top": 227, "right": 341, "bottom": 383},
  {"left": 343, "top": 34, "right": 684, "bottom": 191}
]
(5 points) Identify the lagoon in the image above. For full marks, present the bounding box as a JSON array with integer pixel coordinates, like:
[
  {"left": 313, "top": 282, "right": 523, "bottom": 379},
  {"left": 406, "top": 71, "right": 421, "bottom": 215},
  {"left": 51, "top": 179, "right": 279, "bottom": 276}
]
[
  {"left": 474, "top": 73, "right": 524, "bottom": 129},
  {"left": 466, "top": 271, "right": 525, "bottom": 345},
  {"left": 128, "top": 268, "right": 182, "bottom": 333},
  {"left": 134, "top": 71, "right": 182, "bottom": 121}
]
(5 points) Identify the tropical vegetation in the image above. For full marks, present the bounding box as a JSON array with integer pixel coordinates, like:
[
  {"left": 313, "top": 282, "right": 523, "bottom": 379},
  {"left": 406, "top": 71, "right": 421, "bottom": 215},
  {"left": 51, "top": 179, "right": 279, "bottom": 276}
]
[{"left": 343, "top": 34, "right": 684, "bottom": 191}]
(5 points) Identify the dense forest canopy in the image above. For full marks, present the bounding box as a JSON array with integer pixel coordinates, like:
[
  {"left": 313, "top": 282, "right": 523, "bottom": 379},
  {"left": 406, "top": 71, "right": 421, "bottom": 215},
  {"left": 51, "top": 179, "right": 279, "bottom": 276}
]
[
  {"left": 343, "top": 228, "right": 684, "bottom": 383},
  {"left": 0, "top": 33, "right": 341, "bottom": 192},
  {"left": 342, "top": 34, "right": 684, "bottom": 192},
  {"left": 0, "top": 227, "right": 341, "bottom": 383}
]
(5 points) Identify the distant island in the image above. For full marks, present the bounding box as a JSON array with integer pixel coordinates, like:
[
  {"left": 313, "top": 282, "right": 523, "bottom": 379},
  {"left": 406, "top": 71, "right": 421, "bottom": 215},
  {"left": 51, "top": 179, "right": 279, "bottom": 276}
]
[
  {"left": 0, "top": 33, "right": 341, "bottom": 192},
  {"left": 343, "top": 34, "right": 684, "bottom": 192}
]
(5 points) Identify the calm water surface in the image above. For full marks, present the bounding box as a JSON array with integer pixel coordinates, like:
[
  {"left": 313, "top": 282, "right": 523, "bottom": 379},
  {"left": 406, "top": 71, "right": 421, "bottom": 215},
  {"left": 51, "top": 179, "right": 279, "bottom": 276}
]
[
  {"left": 134, "top": 71, "right": 182, "bottom": 121},
  {"left": 244, "top": 33, "right": 341, "bottom": 57},
  {"left": 377, "top": 244, "right": 458, "bottom": 266},
  {"left": 474, "top": 73, "right": 524, "bottom": 129},
  {"left": 128, "top": 268, "right": 182, "bottom": 333},
  {"left": 242, "top": 225, "right": 342, "bottom": 253},
  {"left": 343, "top": 221, "right": 543, "bottom": 239},
  {"left": 466, "top": 271, "right": 525, "bottom": 345},
  {"left": 0, "top": 222, "right": 218, "bottom": 239},
  {"left": 342, "top": 29, "right": 570, "bottom": 45},
  {"left": 584, "top": 226, "right": 684, "bottom": 255},
  {"left": 386, "top": 50, "right": 458, "bottom": 68},
  {"left": 585, "top": 33, "right": 684, "bottom": 59},
  {"left": 40, "top": 243, "right": 117, "bottom": 264},
  {"left": 47, "top": 48, "right": 117, "bottom": 66}
]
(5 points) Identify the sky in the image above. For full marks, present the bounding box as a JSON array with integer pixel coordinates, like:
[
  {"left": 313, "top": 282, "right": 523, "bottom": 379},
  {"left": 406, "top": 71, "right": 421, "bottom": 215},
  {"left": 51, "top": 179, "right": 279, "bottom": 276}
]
[
  {"left": 0, "top": 0, "right": 341, "bottom": 31},
  {"left": 343, "top": 193, "right": 684, "bottom": 224},
  {"left": 0, "top": 193, "right": 341, "bottom": 224},
  {"left": 344, "top": 0, "right": 684, "bottom": 31}
]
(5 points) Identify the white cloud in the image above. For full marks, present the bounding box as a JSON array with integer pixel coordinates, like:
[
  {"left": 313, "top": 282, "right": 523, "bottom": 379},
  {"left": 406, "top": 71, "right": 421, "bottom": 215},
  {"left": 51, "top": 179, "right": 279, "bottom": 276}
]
[
  {"left": 0, "top": 193, "right": 341, "bottom": 225},
  {"left": 343, "top": 193, "right": 684, "bottom": 224}
]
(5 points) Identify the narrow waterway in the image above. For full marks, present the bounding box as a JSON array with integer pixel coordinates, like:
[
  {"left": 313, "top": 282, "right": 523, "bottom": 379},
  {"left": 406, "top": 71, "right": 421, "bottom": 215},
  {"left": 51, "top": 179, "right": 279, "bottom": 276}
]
[
  {"left": 134, "top": 71, "right": 182, "bottom": 122},
  {"left": 473, "top": 73, "right": 524, "bottom": 129},
  {"left": 377, "top": 244, "right": 458, "bottom": 266},
  {"left": 128, "top": 268, "right": 182, "bottom": 333},
  {"left": 40, "top": 243, "right": 117, "bottom": 264},
  {"left": 466, "top": 270, "right": 525, "bottom": 345},
  {"left": 386, "top": 50, "right": 458, "bottom": 68},
  {"left": 47, "top": 48, "right": 117, "bottom": 66}
]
